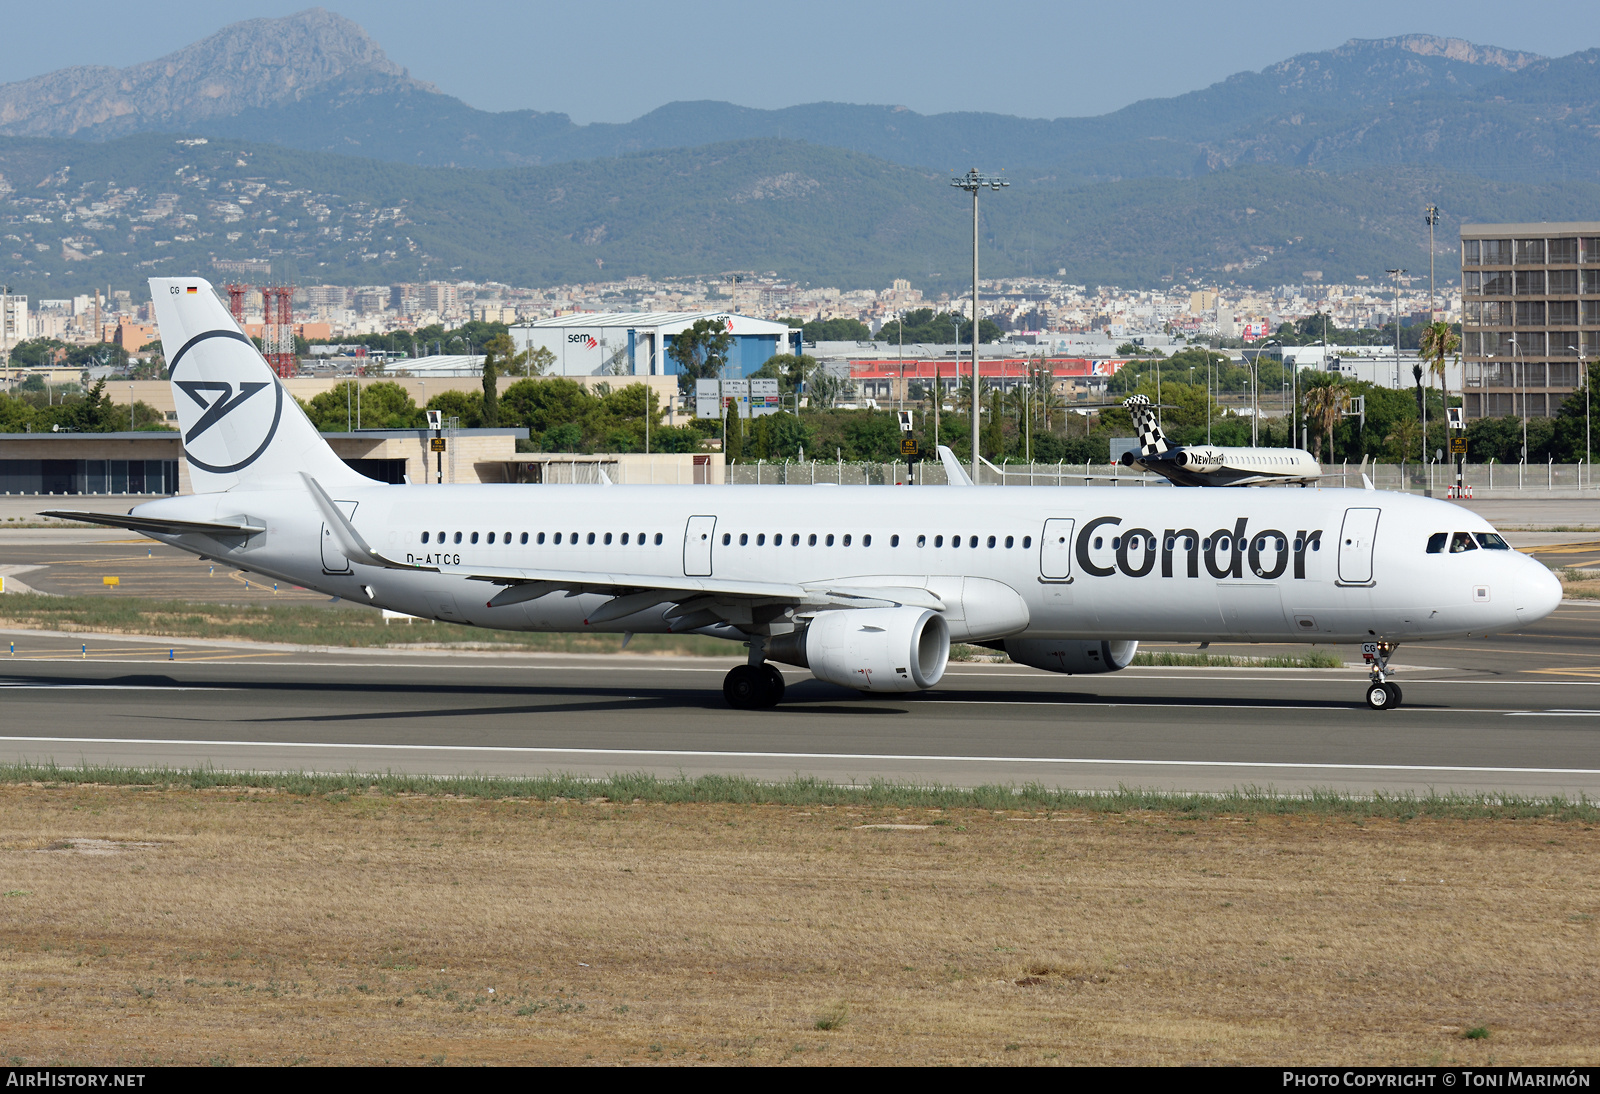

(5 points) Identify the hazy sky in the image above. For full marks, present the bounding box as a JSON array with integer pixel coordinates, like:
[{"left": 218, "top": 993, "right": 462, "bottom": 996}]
[{"left": 3, "top": 1, "right": 1596, "bottom": 124}]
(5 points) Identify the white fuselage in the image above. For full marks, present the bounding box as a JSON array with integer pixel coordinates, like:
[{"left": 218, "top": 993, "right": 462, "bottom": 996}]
[{"left": 133, "top": 481, "right": 1561, "bottom": 646}]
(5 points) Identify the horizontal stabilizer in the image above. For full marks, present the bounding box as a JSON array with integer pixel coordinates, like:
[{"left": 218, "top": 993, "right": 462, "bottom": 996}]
[{"left": 37, "top": 510, "right": 265, "bottom": 537}]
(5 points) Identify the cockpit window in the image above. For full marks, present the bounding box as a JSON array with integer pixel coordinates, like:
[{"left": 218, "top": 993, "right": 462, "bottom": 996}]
[
  {"left": 1475, "top": 532, "right": 1511, "bottom": 550},
  {"left": 1449, "top": 532, "right": 1479, "bottom": 553},
  {"left": 1426, "top": 532, "right": 1447, "bottom": 554}
]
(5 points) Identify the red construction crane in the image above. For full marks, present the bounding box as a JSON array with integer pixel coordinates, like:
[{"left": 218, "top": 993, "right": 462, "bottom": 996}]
[
  {"left": 260, "top": 285, "right": 297, "bottom": 378},
  {"left": 223, "top": 284, "right": 251, "bottom": 325}
]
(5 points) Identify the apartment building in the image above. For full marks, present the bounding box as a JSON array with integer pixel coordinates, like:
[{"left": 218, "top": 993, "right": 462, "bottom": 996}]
[
  {"left": 422, "top": 282, "right": 458, "bottom": 314},
  {"left": 1460, "top": 222, "right": 1600, "bottom": 420}
]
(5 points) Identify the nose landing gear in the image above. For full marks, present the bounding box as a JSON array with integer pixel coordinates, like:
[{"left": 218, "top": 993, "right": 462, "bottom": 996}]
[{"left": 1361, "top": 641, "right": 1402, "bottom": 710}]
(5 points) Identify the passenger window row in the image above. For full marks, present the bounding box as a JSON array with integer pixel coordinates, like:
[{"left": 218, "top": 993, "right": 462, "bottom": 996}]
[
  {"left": 913, "top": 534, "right": 1033, "bottom": 549},
  {"left": 724, "top": 532, "right": 875, "bottom": 547},
  {"left": 714, "top": 532, "right": 1036, "bottom": 549},
  {"left": 420, "top": 530, "right": 666, "bottom": 546},
  {"left": 1426, "top": 531, "right": 1511, "bottom": 554}
]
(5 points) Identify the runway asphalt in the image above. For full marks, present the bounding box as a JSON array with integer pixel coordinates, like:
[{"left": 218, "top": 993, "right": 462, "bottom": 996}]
[{"left": 0, "top": 599, "right": 1596, "bottom": 797}]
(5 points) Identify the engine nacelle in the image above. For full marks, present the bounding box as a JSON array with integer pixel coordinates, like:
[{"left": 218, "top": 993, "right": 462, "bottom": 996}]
[
  {"left": 1176, "top": 449, "right": 1225, "bottom": 473},
  {"left": 1002, "top": 638, "right": 1139, "bottom": 674},
  {"left": 769, "top": 607, "right": 950, "bottom": 692}
]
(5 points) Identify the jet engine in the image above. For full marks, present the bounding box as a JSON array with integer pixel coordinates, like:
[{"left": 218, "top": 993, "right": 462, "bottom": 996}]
[
  {"left": 768, "top": 607, "right": 949, "bottom": 693},
  {"left": 1175, "top": 450, "right": 1225, "bottom": 473},
  {"left": 1002, "top": 638, "right": 1139, "bottom": 674}
]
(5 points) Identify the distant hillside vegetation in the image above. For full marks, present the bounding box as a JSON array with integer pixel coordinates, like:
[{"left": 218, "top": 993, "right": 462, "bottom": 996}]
[{"left": 3, "top": 133, "right": 1597, "bottom": 295}]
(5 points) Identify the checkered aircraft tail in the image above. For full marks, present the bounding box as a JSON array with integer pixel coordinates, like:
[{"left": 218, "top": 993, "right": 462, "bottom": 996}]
[{"left": 1123, "top": 394, "right": 1170, "bottom": 457}]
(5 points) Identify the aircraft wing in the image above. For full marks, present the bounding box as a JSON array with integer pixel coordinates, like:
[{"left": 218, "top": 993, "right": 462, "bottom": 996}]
[
  {"left": 301, "top": 472, "right": 943, "bottom": 627},
  {"left": 444, "top": 563, "right": 944, "bottom": 620}
]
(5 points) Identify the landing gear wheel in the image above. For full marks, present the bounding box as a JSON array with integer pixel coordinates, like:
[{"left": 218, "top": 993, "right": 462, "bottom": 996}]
[
  {"left": 1361, "top": 641, "right": 1402, "bottom": 711},
  {"left": 760, "top": 664, "right": 785, "bottom": 708},
  {"left": 1365, "top": 682, "right": 1401, "bottom": 711},
  {"left": 723, "top": 665, "right": 763, "bottom": 709}
]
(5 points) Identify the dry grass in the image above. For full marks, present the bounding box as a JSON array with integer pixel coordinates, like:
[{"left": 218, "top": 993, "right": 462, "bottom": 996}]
[
  {"left": 1557, "top": 567, "right": 1600, "bottom": 600},
  {"left": 0, "top": 784, "right": 1596, "bottom": 1066}
]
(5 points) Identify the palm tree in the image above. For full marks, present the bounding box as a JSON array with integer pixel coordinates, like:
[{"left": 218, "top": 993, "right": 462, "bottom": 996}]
[
  {"left": 1385, "top": 418, "right": 1423, "bottom": 463},
  {"left": 1302, "top": 375, "right": 1348, "bottom": 465},
  {"left": 1418, "top": 320, "right": 1461, "bottom": 418}
]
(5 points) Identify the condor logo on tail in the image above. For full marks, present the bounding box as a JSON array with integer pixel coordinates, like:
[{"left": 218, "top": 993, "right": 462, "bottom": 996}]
[{"left": 167, "top": 329, "right": 284, "bottom": 474}]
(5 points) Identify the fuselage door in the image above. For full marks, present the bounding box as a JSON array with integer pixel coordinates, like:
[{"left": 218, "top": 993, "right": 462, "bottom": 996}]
[
  {"left": 683, "top": 515, "right": 717, "bottom": 577},
  {"left": 1040, "top": 518, "right": 1075, "bottom": 580},
  {"left": 320, "top": 500, "right": 358, "bottom": 574},
  {"left": 1337, "top": 507, "right": 1381, "bottom": 585}
]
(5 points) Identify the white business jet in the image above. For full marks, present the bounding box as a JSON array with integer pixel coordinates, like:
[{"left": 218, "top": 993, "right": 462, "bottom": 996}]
[
  {"left": 1118, "top": 394, "right": 1323, "bottom": 487},
  {"left": 44, "top": 280, "right": 1561, "bottom": 712}
]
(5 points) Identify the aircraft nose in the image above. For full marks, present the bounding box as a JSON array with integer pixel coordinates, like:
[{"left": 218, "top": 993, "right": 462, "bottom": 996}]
[{"left": 1514, "top": 560, "right": 1563, "bottom": 624}]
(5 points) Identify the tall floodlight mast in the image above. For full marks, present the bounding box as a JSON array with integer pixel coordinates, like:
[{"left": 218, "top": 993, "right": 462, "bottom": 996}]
[
  {"left": 951, "top": 168, "right": 1008, "bottom": 482},
  {"left": 1424, "top": 205, "right": 1440, "bottom": 320}
]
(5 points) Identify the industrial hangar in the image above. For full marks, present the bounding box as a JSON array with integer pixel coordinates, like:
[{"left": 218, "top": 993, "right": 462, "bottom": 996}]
[{"left": 510, "top": 312, "right": 802, "bottom": 379}]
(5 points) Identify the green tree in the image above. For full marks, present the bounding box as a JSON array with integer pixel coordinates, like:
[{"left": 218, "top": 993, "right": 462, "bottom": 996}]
[
  {"left": 543, "top": 423, "right": 583, "bottom": 452},
  {"left": 1302, "top": 374, "right": 1348, "bottom": 464},
  {"left": 501, "top": 378, "right": 594, "bottom": 436},
  {"left": 426, "top": 389, "right": 484, "bottom": 429},
  {"left": 132, "top": 341, "right": 165, "bottom": 379},
  {"left": 301, "top": 380, "right": 425, "bottom": 430},
  {"left": 795, "top": 317, "right": 871, "bottom": 342},
  {"left": 722, "top": 403, "right": 744, "bottom": 460},
  {"left": 480, "top": 333, "right": 520, "bottom": 428},
  {"left": 876, "top": 309, "right": 1001, "bottom": 345},
  {"left": 1418, "top": 321, "right": 1461, "bottom": 418},
  {"left": 0, "top": 392, "right": 37, "bottom": 432},
  {"left": 747, "top": 414, "right": 772, "bottom": 459},
  {"left": 668, "top": 319, "right": 734, "bottom": 397},
  {"left": 841, "top": 412, "right": 902, "bottom": 462},
  {"left": 983, "top": 389, "right": 1004, "bottom": 461},
  {"left": 504, "top": 345, "right": 554, "bottom": 378},
  {"left": 752, "top": 353, "right": 815, "bottom": 395}
]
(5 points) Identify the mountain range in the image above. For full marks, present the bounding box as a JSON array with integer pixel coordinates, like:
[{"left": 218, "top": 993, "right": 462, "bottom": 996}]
[{"left": 1, "top": 9, "right": 1597, "bottom": 293}]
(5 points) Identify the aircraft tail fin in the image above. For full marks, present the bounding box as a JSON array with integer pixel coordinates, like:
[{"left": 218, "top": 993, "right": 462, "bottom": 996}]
[
  {"left": 1123, "top": 394, "right": 1170, "bottom": 456},
  {"left": 937, "top": 445, "right": 974, "bottom": 486},
  {"left": 150, "top": 278, "right": 366, "bottom": 494}
]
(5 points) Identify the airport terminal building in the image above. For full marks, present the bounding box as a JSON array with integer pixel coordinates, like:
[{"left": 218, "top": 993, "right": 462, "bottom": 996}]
[{"left": 510, "top": 313, "right": 801, "bottom": 380}]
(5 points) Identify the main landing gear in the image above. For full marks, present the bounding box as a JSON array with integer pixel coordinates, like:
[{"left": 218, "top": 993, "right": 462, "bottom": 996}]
[
  {"left": 724, "top": 663, "right": 785, "bottom": 710},
  {"left": 1362, "top": 641, "right": 1402, "bottom": 711},
  {"left": 723, "top": 662, "right": 784, "bottom": 713}
]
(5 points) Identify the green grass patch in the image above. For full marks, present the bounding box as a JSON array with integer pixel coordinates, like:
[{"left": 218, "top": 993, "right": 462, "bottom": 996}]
[
  {"left": 1132, "top": 650, "right": 1344, "bottom": 668},
  {"left": 0, "top": 592, "right": 737, "bottom": 655},
  {"left": 813, "top": 1002, "right": 849, "bottom": 1031},
  {"left": 1, "top": 762, "right": 1595, "bottom": 822},
  {"left": 1463, "top": 1026, "right": 1490, "bottom": 1040}
]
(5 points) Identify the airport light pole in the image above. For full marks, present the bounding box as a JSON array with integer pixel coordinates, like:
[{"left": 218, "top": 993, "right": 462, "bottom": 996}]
[
  {"left": 1424, "top": 205, "right": 1440, "bottom": 321},
  {"left": 952, "top": 168, "right": 1007, "bottom": 482},
  {"left": 1573, "top": 345, "right": 1588, "bottom": 487},
  {"left": 1509, "top": 337, "right": 1528, "bottom": 464}
]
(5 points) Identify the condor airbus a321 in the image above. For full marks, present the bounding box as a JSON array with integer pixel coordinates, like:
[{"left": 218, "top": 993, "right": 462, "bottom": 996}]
[{"left": 46, "top": 279, "right": 1561, "bottom": 712}]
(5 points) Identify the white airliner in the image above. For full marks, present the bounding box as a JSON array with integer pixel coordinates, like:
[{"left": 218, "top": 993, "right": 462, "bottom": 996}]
[
  {"left": 1118, "top": 394, "right": 1323, "bottom": 487},
  {"left": 44, "top": 280, "right": 1561, "bottom": 713}
]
